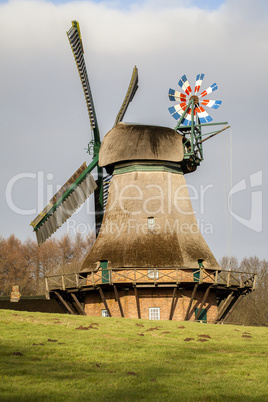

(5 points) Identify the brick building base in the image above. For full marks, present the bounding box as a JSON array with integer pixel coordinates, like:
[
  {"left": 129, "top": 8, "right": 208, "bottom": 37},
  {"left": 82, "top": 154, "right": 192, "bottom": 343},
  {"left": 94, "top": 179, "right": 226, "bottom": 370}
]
[{"left": 84, "top": 287, "right": 218, "bottom": 323}]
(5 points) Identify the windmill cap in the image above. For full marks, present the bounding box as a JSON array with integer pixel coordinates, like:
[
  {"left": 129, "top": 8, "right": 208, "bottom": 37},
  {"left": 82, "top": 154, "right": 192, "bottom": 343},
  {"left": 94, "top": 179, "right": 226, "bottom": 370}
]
[{"left": 99, "top": 123, "right": 184, "bottom": 167}]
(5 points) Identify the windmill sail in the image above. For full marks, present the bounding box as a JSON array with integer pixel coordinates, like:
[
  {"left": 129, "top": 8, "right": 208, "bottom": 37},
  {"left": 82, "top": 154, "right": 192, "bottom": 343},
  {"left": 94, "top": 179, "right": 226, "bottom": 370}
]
[
  {"left": 67, "top": 21, "right": 100, "bottom": 143},
  {"left": 31, "top": 158, "right": 98, "bottom": 245},
  {"left": 114, "top": 66, "right": 139, "bottom": 127}
]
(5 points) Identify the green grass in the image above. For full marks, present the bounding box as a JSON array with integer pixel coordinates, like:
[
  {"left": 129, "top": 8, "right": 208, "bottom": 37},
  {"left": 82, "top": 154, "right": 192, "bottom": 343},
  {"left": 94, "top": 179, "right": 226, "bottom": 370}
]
[{"left": 0, "top": 310, "right": 267, "bottom": 401}]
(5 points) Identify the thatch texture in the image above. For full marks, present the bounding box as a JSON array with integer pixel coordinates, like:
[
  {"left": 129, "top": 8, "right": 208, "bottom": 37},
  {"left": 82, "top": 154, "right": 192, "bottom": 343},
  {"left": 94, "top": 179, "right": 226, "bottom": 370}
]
[
  {"left": 81, "top": 170, "right": 220, "bottom": 272},
  {"left": 98, "top": 123, "right": 184, "bottom": 167}
]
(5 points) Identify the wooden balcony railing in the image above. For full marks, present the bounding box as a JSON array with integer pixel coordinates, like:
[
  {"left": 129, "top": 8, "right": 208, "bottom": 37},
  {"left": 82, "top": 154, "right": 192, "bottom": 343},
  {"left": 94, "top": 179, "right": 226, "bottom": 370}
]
[{"left": 44, "top": 268, "right": 257, "bottom": 298}]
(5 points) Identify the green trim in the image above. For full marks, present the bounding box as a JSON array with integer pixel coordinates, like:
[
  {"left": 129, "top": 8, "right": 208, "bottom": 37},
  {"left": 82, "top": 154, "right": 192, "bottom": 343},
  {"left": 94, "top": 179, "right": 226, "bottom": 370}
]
[
  {"left": 195, "top": 308, "right": 207, "bottom": 323},
  {"left": 114, "top": 163, "right": 183, "bottom": 175},
  {"left": 100, "top": 261, "right": 109, "bottom": 284},
  {"left": 34, "top": 155, "right": 99, "bottom": 231},
  {"left": 193, "top": 270, "right": 200, "bottom": 282}
]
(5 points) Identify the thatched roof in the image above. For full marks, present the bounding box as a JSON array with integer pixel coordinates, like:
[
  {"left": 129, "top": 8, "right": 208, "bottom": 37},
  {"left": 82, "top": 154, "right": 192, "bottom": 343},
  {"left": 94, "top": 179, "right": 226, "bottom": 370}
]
[
  {"left": 99, "top": 123, "right": 184, "bottom": 167},
  {"left": 81, "top": 171, "right": 220, "bottom": 272}
]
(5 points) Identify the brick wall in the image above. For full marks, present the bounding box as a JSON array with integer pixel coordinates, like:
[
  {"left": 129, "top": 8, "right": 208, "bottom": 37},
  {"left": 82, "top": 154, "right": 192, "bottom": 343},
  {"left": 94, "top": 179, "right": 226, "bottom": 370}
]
[{"left": 84, "top": 287, "right": 218, "bottom": 323}]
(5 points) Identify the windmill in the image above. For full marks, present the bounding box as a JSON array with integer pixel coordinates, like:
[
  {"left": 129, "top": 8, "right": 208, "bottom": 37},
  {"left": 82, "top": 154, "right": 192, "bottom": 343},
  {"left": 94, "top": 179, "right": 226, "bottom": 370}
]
[
  {"left": 30, "top": 21, "right": 138, "bottom": 244},
  {"left": 35, "top": 22, "right": 256, "bottom": 323}
]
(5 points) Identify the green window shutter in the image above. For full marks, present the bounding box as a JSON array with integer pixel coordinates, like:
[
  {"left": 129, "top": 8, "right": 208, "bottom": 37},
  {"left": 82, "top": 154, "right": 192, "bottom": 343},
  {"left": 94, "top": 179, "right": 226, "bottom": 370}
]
[
  {"left": 100, "top": 260, "right": 109, "bottom": 284},
  {"left": 195, "top": 308, "right": 207, "bottom": 323},
  {"left": 194, "top": 259, "right": 204, "bottom": 282}
]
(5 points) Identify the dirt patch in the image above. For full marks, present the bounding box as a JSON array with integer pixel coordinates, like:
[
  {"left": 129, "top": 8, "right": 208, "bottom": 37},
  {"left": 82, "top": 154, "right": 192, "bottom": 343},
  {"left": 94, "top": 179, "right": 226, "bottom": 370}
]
[
  {"left": 95, "top": 363, "right": 101, "bottom": 368},
  {"left": 32, "top": 343, "right": 44, "bottom": 346},
  {"left": 12, "top": 352, "right": 23, "bottom": 356},
  {"left": 127, "top": 372, "right": 137, "bottom": 376},
  {"left": 198, "top": 334, "right": 211, "bottom": 339},
  {"left": 145, "top": 327, "right": 161, "bottom": 332},
  {"left": 138, "top": 333, "right": 144, "bottom": 336},
  {"left": 151, "top": 379, "right": 156, "bottom": 382},
  {"left": 136, "top": 323, "right": 144, "bottom": 327},
  {"left": 75, "top": 325, "right": 89, "bottom": 330},
  {"left": 76, "top": 324, "right": 99, "bottom": 330},
  {"left": 47, "top": 339, "right": 57, "bottom": 342},
  {"left": 184, "top": 338, "right": 194, "bottom": 342},
  {"left": 197, "top": 338, "right": 208, "bottom": 342},
  {"left": 161, "top": 331, "right": 170, "bottom": 334},
  {"left": 242, "top": 335, "right": 252, "bottom": 338},
  {"left": 243, "top": 332, "right": 251, "bottom": 335},
  {"left": 177, "top": 326, "right": 185, "bottom": 329}
]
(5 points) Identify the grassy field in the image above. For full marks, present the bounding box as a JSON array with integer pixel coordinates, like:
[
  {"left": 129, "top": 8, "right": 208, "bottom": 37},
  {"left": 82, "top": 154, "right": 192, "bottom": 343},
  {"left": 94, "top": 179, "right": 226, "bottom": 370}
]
[{"left": 0, "top": 309, "right": 267, "bottom": 401}]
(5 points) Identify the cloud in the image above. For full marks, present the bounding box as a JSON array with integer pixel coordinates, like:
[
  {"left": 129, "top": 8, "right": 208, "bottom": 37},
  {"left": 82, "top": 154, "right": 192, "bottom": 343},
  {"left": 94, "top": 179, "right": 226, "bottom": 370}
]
[{"left": 0, "top": 0, "right": 267, "bottom": 261}]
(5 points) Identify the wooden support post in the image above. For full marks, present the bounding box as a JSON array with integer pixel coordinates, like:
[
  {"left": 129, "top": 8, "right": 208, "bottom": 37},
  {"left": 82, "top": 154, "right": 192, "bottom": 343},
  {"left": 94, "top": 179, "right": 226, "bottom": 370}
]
[
  {"left": 134, "top": 287, "right": 141, "bottom": 319},
  {"left": 253, "top": 274, "right": 257, "bottom": 290},
  {"left": 195, "top": 286, "right": 211, "bottom": 321},
  {"left": 214, "top": 270, "right": 218, "bottom": 285},
  {"left": 227, "top": 271, "right": 230, "bottom": 287},
  {"left": 45, "top": 277, "right": 50, "bottom": 300},
  {"left": 214, "top": 291, "right": 234, "bottom": 323},
  {"left": 199, "top": 268, "right": 204, "bottom": 284},
  {"left": 54, "top": 291, "right": 75, "bottom": 315},
  {"left": 75, "top": 273, "right": 79, "bottom": 288},
  {"left": 221, "top": 294, "right": 244, "bottom": 323},
  {"left": 113, "top": 285, "right": 124, "bottom": 317},
  {"left": 70, "top": 293, "right": 86, "bottom": 316},
  {"left": 184, "top": 284, "right": 198, "bottom": 321},
  {"left": 169, "top": 287, "right": 177, "bottom": 321},
  {"left": 98, "top": 287, "right": 111, "bottom": 317},
  {"left": 61, "top": 275, "right": 65, "bottom": 291},
  {"left": 216, "top": 293, "right": 236, "bottom": 323}
]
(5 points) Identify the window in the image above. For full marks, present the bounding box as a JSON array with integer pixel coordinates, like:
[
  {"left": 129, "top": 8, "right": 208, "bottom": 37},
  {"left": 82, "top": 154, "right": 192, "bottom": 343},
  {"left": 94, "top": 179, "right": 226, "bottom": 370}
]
[
  {"left": 148, "top": 269, "right": 159, "bottom": 279},
  {"left": 149, "top": 307, "right": 160, "bottom": 320},
  {"left": 147, "top": 217, "right": 155, "bottom": 229},
  {"left": 101, "top": 309, "right": 109, "bottom": 317}
]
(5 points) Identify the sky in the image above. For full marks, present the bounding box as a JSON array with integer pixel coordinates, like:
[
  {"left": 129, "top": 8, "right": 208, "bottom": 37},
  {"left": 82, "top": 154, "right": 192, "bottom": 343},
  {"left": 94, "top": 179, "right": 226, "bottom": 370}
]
[{"left": 0, "top": 0, "right": 267, "bottom": 264}]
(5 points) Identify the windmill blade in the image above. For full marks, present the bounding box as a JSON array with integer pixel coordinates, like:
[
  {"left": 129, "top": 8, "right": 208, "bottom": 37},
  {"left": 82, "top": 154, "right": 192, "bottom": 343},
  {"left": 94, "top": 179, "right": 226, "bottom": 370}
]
[
  {"left": 178, "top": 75, "right": 192, "bottom": 96},
  {"left": 31, "top": 157, "right": 98, "bottom": 245},
  {"left": 199, "top": 83, "right": 218, "bottom": 98},
  {"left": 196, "top": 106, "right": 213, "bottom": 123},
  {"left": 114, "top": 66, "right": 139, "bottom": 127},
  {"left": 200, "top": 99, "right": 222, "bottom": 109},
  {"left": 194, "top": 73, "right": 205, "bottom": 94},
  {"left": 168, "top": 102, "right": 194, "bottom": 126},
  {"left": 169, "top": 89, "right": 188, "bottom": 102},
  {"left": 67, "top": 21, "right": 100, "bottom": 142}
]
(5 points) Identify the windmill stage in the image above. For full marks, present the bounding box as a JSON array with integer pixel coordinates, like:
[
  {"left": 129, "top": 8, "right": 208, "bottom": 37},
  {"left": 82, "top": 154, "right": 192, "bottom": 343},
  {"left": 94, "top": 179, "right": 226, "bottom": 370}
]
[{"left": 31, "top": 21, "right": 256, "bottom": 323}]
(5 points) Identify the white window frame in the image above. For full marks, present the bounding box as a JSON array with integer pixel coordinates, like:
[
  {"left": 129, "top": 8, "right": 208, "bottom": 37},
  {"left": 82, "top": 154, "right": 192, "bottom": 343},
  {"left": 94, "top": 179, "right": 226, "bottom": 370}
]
[
  {"left": 148, "top": 269, "right": 159, "bottom": 279},
  {"left": 149, "top": 307, "right": 160, "bottom": 320},
  {"left": 147, "top": 217, "right": 155, "bottom": 229},
  {"left": 101, "top": 309, "right": 109, "bottom": 317}
]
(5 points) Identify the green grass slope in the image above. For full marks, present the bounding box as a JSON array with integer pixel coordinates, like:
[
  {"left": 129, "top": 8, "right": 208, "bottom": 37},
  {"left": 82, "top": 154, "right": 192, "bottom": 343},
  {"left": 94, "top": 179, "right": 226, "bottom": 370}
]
[{"left": 0, "top": 309, "right": 267, "bottom": 401}]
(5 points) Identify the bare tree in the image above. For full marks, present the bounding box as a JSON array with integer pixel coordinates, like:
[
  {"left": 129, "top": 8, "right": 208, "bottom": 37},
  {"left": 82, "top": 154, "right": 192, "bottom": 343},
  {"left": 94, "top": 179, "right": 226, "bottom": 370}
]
[{"left": 222, "top": 255, "right": 268, "bottom": 326}]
